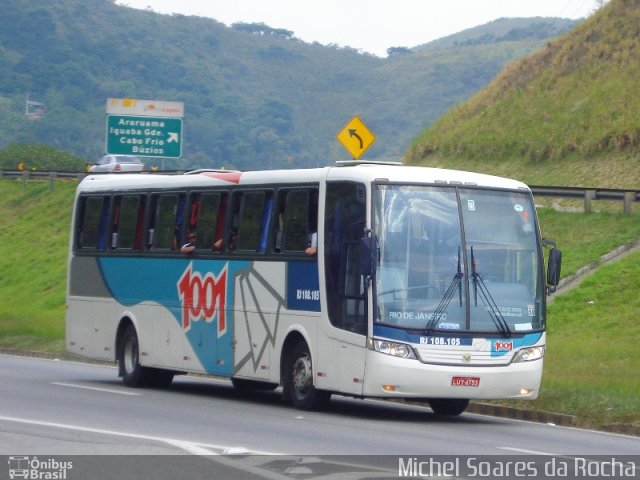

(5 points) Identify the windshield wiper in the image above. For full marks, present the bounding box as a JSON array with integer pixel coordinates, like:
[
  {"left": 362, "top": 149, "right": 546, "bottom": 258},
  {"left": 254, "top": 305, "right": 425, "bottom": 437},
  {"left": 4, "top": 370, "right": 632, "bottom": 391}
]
[
  {"left": 470, "top": 246, "right": 511, "bottom": 337},
  {"left": 426, "top": 246, "right": 464, "bottom": 332}
]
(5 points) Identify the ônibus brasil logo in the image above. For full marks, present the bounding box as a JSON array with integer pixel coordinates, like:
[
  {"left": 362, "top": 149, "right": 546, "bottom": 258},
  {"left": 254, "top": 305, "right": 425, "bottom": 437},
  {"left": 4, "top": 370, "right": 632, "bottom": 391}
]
[{"left": 177, "top": 262, "right": 227, "bottom": 336}]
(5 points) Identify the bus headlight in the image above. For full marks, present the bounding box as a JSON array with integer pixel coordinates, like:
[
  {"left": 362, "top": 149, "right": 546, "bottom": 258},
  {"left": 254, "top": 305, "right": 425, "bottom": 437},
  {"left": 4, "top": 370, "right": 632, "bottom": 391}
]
[
  {"left": 368, "top": 338, "right": 416, "bottom": 359},
  {"left": 512, "top": 346, "right": 545, "bottom": 363}
]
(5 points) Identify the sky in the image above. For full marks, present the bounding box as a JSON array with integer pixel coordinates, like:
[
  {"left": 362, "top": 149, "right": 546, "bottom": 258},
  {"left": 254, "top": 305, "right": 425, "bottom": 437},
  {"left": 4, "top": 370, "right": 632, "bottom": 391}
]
[{"left": 116, "top": 0, "right": 601, "bottom": 57}]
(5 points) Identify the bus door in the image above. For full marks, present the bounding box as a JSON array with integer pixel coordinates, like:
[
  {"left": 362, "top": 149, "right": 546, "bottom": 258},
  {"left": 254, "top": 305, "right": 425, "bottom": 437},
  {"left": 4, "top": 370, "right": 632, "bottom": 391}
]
[{"left": 321, "top": 182, "right": 368, "bottom": 395}]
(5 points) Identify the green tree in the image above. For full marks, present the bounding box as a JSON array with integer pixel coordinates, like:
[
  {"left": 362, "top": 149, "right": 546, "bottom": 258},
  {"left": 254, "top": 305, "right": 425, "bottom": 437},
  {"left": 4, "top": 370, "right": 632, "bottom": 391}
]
[{"left": 0, "top": 144, "right": 86, "bottom": 171}]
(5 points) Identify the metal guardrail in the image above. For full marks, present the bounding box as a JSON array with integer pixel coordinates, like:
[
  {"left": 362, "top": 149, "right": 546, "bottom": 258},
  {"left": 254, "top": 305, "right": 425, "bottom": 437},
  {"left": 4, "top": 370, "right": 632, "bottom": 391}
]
[
  {"left": 1, "top": 170, "right": 84, "bottom": 192},
  {"left": 2, "top": 170, "right": 639, "bottom": 214},
  {"left": 530, "top": 186, "right": 640, "bottom": 215},
  {"left": 0, "top": 169, "right": 174, "bottom": 191},
  {"left": 1, "top": 170, "right": 83, "bottom": 180}
]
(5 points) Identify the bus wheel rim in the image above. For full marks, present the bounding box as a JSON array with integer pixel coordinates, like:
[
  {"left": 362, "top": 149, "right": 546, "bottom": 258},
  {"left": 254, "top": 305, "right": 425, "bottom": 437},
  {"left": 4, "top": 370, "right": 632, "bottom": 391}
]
[
  {"left": 292, "top": 354, "right": 312, "bottom": 396},
  {"left": 124, "top": 337, "right": 138, "bottom": 374}
]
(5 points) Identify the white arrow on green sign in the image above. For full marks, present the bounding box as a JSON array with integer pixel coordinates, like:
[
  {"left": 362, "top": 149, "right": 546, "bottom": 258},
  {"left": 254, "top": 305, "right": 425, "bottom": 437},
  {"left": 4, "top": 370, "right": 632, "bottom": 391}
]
[{"left": 106, "top": 114, "right": 183, "bottom": 158}]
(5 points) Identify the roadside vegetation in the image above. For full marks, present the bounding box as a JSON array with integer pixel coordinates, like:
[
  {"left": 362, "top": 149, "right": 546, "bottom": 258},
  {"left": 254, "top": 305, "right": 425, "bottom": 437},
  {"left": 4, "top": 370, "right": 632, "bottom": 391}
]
[
  {"left": 543, "top": 250, "right": 640, "bottom": 429},
  {"left": 498, "top": 207, "right": 640, "bottom": 430},
  {"left": 406, "top": 0, "right": 640, "bottom": 190},
  {"left": 0, "top": 180, "right": 74, "bottom": 352},
  {"left": 0, "top": 144, "right": 87, "bottom": 172},
  {"left": 0, "top": 177, "right": 638, "bottom": 430}
]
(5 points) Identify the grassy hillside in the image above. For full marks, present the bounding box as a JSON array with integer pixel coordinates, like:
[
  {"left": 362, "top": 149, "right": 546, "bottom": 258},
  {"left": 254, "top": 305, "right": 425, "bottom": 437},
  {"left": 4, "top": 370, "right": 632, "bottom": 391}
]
[
  {"left": 543, "top": 251, "right": 640, "bottom": 429},
  {"left": 0, "top": 177, "right": 639, "bottom": 429},
  {"left": 0, "top": 180, "right": 75, "bottom": 351},
  {"left": 0, "top": 0, "right": 577, "bottom": 168},
  {"left": 405, "top": 0, "right": 640, "bottom": 189}
]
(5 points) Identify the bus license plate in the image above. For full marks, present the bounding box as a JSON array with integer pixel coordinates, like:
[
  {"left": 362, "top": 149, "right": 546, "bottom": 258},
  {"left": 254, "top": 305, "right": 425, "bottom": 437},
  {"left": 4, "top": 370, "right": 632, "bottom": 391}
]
[{"left": 451, "top": 376, "right": 480, "bottom": 387}]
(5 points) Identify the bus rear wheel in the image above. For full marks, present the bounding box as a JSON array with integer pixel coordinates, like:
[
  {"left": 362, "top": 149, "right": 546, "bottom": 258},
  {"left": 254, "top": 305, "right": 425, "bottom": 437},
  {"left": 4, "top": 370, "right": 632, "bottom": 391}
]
[
  {"left": 283, "top": 341, "right": 330, "bottom": 410},
  {"left": 428, "top": 398, "right": 469, "bottom": 416},
  {"left": 118, "top": 324, "right": 174, "bottom": 388}
]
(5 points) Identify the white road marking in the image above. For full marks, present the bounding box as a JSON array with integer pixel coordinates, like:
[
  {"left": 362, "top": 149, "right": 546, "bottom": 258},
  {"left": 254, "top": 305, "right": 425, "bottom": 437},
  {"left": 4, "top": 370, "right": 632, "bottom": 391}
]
[
  {"left": 51, "top": 382, "right": 142, "bottom": 396},
  {"left": 0, "top": 414, "right": 310, "bottom": 479},
  {"left": 163, "top": 439, "right": 219, "bottom": 456},
  {"left": 498, "top": 446, "right": 563, "bottom": 456},
  {"left": 0, "top": 414, "right": 275, "bottom": 455},
  {"left": 498, "top": 446, "right": 573, "bottom": 458}
]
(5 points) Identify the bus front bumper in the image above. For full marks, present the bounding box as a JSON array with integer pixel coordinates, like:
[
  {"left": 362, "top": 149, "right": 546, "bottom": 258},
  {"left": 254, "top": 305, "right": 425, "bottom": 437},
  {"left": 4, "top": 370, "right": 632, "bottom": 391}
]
[{"left": 362, "top": 350, "right": 543, "bottom": 400}]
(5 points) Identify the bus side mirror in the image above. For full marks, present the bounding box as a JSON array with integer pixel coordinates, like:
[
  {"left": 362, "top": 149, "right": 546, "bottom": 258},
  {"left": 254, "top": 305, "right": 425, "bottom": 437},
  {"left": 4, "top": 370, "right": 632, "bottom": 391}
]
[
  {"left": 359, "top": 234, "right": 377, "bottom": 279},
  {"left": 546, "top": 247, "right": 562, "bottom": 294}
]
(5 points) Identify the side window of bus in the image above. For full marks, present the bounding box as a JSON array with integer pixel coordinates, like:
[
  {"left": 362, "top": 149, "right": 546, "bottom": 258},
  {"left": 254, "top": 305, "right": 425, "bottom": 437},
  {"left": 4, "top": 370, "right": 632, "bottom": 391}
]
[
  {"left": 275, "top": 189, "right": 318, "bottom": 253},
  {"left": 324, "top": 182, "right": 367, "bottom": 334},
  {"left": 110, "top": 195, "right": 145, "bottom": 250},
  {"left": 186, "top": 192, "right": 226, "bottom": 251},
  {"left": 149, "top": 193, "right": 184, "bottom": 251},
  {"left": 77, "top": 196, "right": 110, "bottom": 250},
  {"left": 234, "top": 190, "right": 273, "bottom": 253}
]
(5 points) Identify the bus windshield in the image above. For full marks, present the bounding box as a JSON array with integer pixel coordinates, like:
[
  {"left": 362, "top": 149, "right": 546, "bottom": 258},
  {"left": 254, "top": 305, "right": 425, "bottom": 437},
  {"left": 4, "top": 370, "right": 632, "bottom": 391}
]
[{"left": 374, "top": 185, "right": 544, "bottom": 334}]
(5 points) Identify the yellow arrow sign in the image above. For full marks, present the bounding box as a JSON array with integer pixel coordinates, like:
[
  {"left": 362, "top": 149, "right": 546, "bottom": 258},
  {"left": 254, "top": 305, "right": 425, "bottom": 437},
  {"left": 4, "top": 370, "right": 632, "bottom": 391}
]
[{"left": 336, "top": 116, "right": 376, "bottom": 160}]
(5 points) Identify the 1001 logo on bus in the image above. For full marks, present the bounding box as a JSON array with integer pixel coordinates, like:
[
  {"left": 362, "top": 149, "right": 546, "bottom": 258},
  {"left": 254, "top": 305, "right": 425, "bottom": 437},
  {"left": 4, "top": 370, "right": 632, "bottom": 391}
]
[{"left": 177, "top": 263, "right": 227, "bottom": 336}]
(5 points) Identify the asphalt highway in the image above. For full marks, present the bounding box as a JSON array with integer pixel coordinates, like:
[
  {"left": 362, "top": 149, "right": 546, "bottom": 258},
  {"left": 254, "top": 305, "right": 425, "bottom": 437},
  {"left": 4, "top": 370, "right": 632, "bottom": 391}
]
[{"left": 1, "top": 354, "right": 637, "bottom": 479}]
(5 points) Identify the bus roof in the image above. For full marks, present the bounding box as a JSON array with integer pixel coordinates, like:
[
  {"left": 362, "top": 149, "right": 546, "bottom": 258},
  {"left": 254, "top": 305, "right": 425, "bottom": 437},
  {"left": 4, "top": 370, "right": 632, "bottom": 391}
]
[
  {"left": 76, "top": 163, "right": 530, "bottom": 193},
  {"left": 325, "top": 163, "right": 529, "bottom": 190}
]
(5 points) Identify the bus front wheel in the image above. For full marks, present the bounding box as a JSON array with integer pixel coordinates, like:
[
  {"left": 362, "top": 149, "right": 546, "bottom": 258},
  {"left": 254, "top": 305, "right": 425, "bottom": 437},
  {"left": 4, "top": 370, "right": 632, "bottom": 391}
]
[
  {"left": 428, "top": 398, "right": 469, "bottom": 416},
  {"left": 283, "top": 341, "right": 330, "bottom": 410}
]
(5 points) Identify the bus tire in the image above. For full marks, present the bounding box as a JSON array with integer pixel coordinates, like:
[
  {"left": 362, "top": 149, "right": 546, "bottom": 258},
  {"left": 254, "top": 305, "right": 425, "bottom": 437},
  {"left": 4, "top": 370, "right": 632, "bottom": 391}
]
[
  {"left": 283, "top": 341, "right": 331, "bottom": 410},
  {"left": 118, "top": 324, "right": 153, "bottom": 387},
  {"left": 428, "top": 398, "right": 469, "bottom": 416}
]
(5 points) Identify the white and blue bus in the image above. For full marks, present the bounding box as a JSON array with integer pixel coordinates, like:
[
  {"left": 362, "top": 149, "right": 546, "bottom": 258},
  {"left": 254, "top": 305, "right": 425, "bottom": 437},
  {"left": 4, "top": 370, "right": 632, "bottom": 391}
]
[{"left": 66, "top": 162, "right": 561, "bottom": 415}]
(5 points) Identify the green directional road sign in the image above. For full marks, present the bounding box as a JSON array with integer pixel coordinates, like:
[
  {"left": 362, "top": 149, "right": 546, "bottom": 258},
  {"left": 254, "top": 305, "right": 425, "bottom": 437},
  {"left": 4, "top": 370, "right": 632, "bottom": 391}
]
[{"left": 106, "top": 115, "right": 183, "bottom": 158}]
